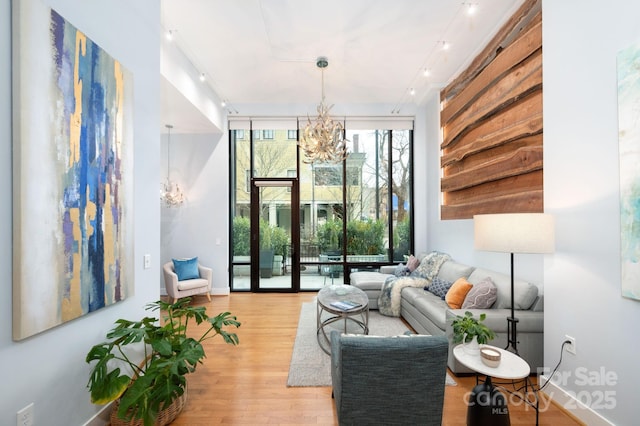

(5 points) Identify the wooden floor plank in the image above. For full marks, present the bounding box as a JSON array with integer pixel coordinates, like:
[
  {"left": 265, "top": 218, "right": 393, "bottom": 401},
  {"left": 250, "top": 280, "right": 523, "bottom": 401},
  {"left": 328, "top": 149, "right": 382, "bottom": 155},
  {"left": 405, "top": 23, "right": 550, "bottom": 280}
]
[{"left": 166, "top": 293, "right": 582, "bottom": 425}]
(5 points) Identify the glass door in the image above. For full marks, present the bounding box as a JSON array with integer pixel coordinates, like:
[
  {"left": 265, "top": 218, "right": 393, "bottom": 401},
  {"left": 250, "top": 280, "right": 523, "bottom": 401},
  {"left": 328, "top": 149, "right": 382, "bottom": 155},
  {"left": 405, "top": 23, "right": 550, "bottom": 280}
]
[{"left": 250, "top": 178, "right": 299, "bottom": 292}]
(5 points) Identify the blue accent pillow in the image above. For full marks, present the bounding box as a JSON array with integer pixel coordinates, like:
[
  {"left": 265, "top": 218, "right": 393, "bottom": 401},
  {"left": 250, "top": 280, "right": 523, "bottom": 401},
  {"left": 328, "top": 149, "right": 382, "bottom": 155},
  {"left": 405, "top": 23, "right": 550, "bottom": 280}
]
[
  {"left": 427, "top": 277, "right": 453, "bottom": 299},
  {"left": 172, "top": 257, "right": 200, "bottom": 280},
  {"left": 394, "top": 263, "right": 410, "bottom": 277}
]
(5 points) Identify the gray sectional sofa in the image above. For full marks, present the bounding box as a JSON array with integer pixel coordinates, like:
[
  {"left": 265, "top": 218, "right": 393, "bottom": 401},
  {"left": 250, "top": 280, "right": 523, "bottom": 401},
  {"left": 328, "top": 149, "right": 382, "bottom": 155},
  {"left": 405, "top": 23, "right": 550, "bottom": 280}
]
[{"left": 350, "top": 255, "right": 544, "bottom": 374}]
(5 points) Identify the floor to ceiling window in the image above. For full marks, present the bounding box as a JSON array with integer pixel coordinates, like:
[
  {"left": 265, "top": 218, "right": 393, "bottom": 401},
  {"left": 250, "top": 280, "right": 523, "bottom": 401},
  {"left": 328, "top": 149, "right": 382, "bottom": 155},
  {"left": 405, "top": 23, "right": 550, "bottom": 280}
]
[
  {"left": 229, "top": 117, "right": 413, "bottom": 291},
  {"left": 342, "top": 121, "right": 414, "bottom": 272}
]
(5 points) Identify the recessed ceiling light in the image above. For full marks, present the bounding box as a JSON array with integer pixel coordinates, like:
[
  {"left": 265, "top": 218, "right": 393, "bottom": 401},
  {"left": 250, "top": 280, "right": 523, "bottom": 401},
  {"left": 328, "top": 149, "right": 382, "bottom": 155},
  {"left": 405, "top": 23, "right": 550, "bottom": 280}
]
[{"left": 467, "top": 3, "right": 477, "bottom": 16}]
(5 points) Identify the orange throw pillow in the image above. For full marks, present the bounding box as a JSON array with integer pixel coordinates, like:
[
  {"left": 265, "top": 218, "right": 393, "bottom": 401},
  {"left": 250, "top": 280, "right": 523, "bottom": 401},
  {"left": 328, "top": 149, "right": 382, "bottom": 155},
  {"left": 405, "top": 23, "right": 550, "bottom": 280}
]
[{"left": 445, "top": 277, "right": 474, "bottom": 309}]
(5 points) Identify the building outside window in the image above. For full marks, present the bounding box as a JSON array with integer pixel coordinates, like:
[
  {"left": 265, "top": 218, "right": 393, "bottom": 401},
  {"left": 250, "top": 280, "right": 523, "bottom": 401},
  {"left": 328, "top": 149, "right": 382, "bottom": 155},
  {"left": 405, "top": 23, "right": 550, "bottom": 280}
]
[{"left": 229, "top": 118, "right": 413, "bottom": 291}]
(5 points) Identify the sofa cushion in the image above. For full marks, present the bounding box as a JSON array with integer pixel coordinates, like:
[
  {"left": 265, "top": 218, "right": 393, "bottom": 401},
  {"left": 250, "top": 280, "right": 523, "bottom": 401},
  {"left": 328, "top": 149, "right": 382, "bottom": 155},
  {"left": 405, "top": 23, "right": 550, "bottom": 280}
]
[
  {"left": 427, "top": 277, "right": 453, "bottom": 299},
  {"left": 445, "top": 277, "right": 473, "bottom": 309},
  {"left": 461, "top": 277, "right": 497, "bottom": 309},
  {"left": 176, "top": 277, "right": 208, "bottom": 291},
  {"left": 530, "top": 295, "right": 544, "bottom": 312},
  {"left": 379, "top": 265, "right": 397, "bottom": 275},
  {"left": 467, "top": 268, "right": 538, "bottom": 310},
  {"left": 437, "top": 260, "right": 475, "bottom": 283},
  {"left": 350, "top": 272, "right": 391, "bottom": 290},
  {"left": 403, "top": 288, "right": 450, "bottom": 330}
]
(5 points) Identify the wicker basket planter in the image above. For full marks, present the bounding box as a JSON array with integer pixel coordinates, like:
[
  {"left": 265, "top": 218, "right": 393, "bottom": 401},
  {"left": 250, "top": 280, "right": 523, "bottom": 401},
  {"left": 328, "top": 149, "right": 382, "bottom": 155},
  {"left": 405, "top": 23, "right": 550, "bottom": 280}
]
[
  {"left": 110, "top": 384, "right": 188, "bottom": 426},
  {"left": 86, "top": 299, "right": 239, "bottom": 426}
]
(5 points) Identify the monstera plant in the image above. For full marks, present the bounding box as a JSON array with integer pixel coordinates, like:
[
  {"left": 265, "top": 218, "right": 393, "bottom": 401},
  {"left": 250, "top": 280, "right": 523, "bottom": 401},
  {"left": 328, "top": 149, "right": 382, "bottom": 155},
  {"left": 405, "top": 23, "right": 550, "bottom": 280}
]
[{"left": 86, "top": 298, "right": 240, "bottom": 426}]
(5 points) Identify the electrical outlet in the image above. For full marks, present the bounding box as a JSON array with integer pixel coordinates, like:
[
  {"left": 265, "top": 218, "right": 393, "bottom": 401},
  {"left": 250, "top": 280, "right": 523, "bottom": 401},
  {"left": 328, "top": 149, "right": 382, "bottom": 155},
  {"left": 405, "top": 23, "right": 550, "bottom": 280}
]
[
  {"left": 144, "top": 254, "right": 151, "bottom": 269},
  {"left": 565, "top": 335, "right": 576, "bottom": 355},
  {"left": 17, "top": 403, "right": 34, "bottom": 426}
]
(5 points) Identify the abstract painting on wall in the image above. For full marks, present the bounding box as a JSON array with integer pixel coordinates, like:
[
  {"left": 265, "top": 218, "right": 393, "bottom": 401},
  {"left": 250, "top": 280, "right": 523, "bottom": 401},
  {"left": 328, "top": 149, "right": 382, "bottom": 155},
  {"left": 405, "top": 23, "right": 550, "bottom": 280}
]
[
  {"left": 617, "top": 41, "right": 640, "bottom": 301},
  {"left": 12, "top": 0, "right": 134, "bottom": 340}
]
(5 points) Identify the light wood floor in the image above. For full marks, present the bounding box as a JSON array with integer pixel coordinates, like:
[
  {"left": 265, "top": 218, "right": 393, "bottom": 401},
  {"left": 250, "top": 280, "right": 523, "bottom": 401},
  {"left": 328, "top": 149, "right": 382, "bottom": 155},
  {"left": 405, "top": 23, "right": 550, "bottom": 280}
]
[{"left": 169, "top": 292, "right": 583, "bottom": 425}]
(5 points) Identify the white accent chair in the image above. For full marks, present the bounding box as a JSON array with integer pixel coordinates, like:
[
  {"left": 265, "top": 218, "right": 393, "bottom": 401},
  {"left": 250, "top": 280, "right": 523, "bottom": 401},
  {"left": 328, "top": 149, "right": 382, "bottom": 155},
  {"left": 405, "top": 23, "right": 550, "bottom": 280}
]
[{"left": 163, "top": 261, "right": 212, "bottom": 303}]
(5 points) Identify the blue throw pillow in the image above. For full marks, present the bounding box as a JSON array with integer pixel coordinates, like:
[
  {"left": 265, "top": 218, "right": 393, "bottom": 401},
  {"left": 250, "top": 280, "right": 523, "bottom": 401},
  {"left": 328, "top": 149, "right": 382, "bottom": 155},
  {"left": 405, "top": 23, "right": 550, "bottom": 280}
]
[
  {"left": 428, "top": 277, "right": 453, "bottom": 299},
  {"left": 172, "top": 257, "right": 200, "bottom": 280},
  {"left": 394, "top": 263, "right": 410, "bottom": 277}
]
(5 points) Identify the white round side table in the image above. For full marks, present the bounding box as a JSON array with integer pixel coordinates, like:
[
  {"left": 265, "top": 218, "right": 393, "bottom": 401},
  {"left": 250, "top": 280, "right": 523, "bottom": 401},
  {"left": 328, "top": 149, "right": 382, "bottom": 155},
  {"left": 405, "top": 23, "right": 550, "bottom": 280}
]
[
  {"left": 453, "top": 344, "right": 530, "bottom": 380},
  {"left": 453, "top": 345, "right": 537, "bottom": 425}
]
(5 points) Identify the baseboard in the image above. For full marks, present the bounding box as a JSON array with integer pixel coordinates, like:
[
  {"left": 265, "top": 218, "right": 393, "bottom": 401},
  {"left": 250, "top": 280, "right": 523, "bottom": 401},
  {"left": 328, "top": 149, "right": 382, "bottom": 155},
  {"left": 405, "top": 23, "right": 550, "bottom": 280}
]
[
  {"left": 212, "top": 287, "right": 230, "bottom": 296},
  {"left": 82, "top": 402, "right": 111, "bottom": 426},
  {"left": 539, "top": 375, "right": 615, "bottom": 426},
  {"left": 160, "top": 288, "right": 229, "bottom": 296}
]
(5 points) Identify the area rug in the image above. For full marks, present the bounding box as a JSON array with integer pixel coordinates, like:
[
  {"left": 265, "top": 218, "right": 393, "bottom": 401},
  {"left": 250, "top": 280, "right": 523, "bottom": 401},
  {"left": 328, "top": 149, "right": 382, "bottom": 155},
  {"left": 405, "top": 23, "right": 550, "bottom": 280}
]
[{"left": 287, "top": 301, "right": 458, "bottom": 387}]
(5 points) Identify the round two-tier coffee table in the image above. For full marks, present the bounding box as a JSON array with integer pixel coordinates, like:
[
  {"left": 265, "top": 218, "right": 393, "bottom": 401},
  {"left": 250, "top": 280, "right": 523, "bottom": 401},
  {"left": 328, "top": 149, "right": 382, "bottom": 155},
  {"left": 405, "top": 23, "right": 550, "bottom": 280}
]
[{"left": 316, "top": 284, "right": 369, "bottom": 354}]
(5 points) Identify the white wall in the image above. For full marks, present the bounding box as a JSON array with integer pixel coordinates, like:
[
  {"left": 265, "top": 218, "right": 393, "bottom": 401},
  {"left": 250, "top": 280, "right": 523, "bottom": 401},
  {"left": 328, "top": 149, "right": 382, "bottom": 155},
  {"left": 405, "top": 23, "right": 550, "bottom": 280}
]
[
  {"left": 160, "top": 132, "right": 230, "bottom": 295},
  {"left": 424, "top": 1, "right": 637, "bottom": 423},
  {"left": 161, "top": 36, "right": 226, "bottom": 134},
  {"left": 412, "top": 103, "right": 429, "bottom": 255},
  {"left": 0, "top": 1, "right": 160, "bottom": 425},
  {"left": 542, "top": 1, "right": 639, "bottom": 424}
]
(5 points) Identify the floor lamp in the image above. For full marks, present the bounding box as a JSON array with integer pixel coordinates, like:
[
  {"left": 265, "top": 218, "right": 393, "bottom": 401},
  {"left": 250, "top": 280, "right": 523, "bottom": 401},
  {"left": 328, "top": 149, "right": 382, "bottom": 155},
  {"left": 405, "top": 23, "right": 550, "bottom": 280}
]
[{"left": 473, "top": 213, "right": 554, "bottom": 355}]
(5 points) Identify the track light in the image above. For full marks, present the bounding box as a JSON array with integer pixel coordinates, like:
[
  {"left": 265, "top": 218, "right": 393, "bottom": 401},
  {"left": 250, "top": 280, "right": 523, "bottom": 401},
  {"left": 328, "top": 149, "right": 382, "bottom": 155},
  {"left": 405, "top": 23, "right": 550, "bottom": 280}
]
[{"left": 199, "top": 73, "right": 205, "bottom": 82}]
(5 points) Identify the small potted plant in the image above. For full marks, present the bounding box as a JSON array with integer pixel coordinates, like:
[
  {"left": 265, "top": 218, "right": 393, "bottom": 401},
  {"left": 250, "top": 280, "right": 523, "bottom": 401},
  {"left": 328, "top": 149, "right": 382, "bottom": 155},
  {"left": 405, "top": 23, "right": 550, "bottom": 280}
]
[
  {"left": 86, "top": 298, "right": 240, "bottom": 426},
  {"left": 259, "top": 220, "right": 274, "bottom": 278},
  {"left": 451, "top": 311, "right": 495, "bottom": 354}
]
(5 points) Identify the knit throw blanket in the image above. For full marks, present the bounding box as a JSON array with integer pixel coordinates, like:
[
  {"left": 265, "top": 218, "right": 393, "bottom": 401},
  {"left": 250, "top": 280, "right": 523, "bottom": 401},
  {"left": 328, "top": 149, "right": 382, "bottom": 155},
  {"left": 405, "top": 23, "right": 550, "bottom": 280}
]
[{"left": 378, "top": 251, "right": 451, "bottom": 317}]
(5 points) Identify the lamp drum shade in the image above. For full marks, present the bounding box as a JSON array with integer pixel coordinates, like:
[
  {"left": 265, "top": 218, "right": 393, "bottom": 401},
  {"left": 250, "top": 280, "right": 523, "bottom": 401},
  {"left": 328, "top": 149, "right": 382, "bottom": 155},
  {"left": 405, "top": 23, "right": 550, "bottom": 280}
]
[{"left": 473, "top": 213, "right": 555, "bottom": 254}]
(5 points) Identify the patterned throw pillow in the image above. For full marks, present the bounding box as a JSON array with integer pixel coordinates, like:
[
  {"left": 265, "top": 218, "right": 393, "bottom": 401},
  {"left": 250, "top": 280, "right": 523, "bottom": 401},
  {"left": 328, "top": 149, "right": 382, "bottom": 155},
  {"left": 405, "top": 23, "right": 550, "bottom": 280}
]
[
  {"left": 462, "top": 277, "right": 498, "bottom": 309},
  {"left": 410, "top": 251, "right": 451, "bottom": 280},
  {"left": 427, "top": 277, "right": 453, "bottom": 299},
  {"left": 394, "top": 263, "right": 410, "bottom": 277}
]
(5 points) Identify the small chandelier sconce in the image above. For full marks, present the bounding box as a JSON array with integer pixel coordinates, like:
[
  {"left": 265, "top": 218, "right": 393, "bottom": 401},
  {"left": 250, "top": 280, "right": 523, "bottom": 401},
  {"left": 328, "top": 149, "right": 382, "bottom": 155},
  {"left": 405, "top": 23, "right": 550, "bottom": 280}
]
[
  {"left": 160, "top": 124, "right": 185, "bottom": 207},
  {"left": 299, "top": 57, "right": 349, "bottom": 164}
]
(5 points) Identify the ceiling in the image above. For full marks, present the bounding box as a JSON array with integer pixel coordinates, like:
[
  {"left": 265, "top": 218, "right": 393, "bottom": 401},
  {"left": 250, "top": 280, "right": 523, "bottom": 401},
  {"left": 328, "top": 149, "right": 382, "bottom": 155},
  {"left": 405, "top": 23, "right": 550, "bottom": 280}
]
[{"left": 161, "top": 0, "right": 525, "bottom": 131}]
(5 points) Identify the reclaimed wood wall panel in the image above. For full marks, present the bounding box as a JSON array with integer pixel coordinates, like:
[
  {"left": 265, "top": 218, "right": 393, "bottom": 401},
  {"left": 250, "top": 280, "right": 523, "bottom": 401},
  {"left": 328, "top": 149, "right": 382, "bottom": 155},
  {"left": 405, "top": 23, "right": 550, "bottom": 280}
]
[{"left": 440, "top": 0, "right": 542, "bottom": 220}]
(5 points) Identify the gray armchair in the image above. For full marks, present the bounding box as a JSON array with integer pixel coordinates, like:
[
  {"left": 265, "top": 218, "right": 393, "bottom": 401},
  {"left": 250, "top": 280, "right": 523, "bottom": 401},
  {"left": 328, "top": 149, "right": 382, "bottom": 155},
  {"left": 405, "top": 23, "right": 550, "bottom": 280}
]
[{"left": 330, "top": 331, "right": 449, "bottom": 426}]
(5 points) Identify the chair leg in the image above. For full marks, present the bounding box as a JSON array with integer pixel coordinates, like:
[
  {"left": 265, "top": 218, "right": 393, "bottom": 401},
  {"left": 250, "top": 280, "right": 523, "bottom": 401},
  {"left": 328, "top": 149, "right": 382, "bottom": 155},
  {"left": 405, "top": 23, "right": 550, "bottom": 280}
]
[
  {"left": 173, "top": 298, "right": 178, "bottom": 304},
  {"left": 206, "top": 293, "right": 211, "bottom": 302}
]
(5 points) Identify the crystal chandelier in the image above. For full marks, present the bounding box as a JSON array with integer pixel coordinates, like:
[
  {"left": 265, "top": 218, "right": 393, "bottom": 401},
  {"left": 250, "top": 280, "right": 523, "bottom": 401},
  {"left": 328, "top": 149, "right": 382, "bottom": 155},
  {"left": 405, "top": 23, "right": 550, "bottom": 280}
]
[
  {"left": 299, "top": 57, "right": 349, "bottom": 164},
  {"left": 160, "top": 124, "right": 185, "bottom": 207}
]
